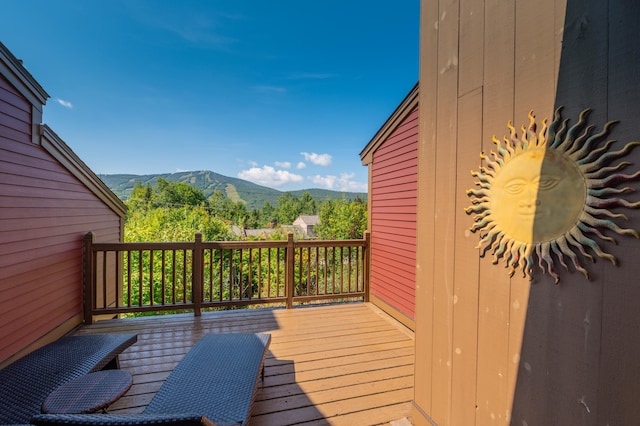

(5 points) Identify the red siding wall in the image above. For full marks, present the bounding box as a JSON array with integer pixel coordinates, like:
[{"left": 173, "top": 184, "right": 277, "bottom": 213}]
[
  {"left": 370, "top": 106, "right": 418, "bottom": 321},
  {"left": 0, "top": 74, "right": 122, "bottom": 363}
]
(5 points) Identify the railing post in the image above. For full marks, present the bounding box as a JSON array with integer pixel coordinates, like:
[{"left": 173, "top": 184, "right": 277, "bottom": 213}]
[
  {"left": 363, "top": 230, "right": 371, "bottom": 302},
  {"left": 286, "top": 232, "right": 295, "bottom": 309},
  {"left": 83, "top": 232, "right": 95, "bottom": 325},
  {"left": 193, "top": 232, "right": 203, "bottom": 317}
]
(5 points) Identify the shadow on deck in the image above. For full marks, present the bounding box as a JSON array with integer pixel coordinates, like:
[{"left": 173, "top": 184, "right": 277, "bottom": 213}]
[{"left": 74, "top": 302, "right": 415, "bottom": 426}]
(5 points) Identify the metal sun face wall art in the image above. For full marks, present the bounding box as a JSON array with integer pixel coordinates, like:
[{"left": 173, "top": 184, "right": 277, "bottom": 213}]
[{"left": 465, "top": 108, "right": 640, "bottom": 283}]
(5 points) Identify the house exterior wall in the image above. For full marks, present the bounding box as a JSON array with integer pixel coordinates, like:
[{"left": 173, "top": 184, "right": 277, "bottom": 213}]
[
  {"left": 361, "top": 85, "right": 418, "bottom": 330},
  {"left": 369, "top": 109, "right": 418, "bottom": 329},
  {"left": 414, "top": 1, "right": 640, "bottom": 425},
  {"left": 0, "top": 45, "right": 126, "bottom": 365}
]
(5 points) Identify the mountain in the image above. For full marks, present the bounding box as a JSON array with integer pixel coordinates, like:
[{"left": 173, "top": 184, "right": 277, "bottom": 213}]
[{"left": 98, "top": 171, "right": 367, "bottom": 210}]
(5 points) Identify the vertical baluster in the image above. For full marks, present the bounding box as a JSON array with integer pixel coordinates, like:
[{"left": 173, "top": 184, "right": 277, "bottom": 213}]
[
  {"left": 218, "top": 249, "right": 224, "bottom": 302},
  {"left": 172, "top": 250, "right": 177, "bottom": 304},
  {"left": 248, "top": 248, "right": 253, "bottom": 300},
  {"left": 149, "top": 250, "right": 154, "bottom": 306},
  {"left": 101, "top": 252, "right": 107, "bottom": 309},
  {"left": 138, "top": 250, "right": 143, "bottom": 307},
  {"left": 348, "top": 246, "right": 352, "bottom": 294},
  {"left": 238, "top": 248, "right": 243, "bottom": 300},
  {"left": 268, "top": 248, "right": 273, "bottom": 298},
  {"left": 182, "top": 249, "right": 187, "bottom": 304},
  {"left": 161, "top": 250, "right": 166, "bottom": 306},
  {"left": 126, "top": 251, "right": 132, "bottom": 307},
  {"left": 258, "top": 248, "right": 263, "bottom": 299}
]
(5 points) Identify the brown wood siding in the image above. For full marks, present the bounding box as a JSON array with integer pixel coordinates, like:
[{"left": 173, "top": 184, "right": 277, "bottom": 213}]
[
  {"left": 0, "top": 74, "right": 122, "bottom": 363},
  {"left": 370, "top": 107, "right": 418, "bottom": 322},
  {"left": 414, "top": 1, "right": 640, "bottom": 425}
]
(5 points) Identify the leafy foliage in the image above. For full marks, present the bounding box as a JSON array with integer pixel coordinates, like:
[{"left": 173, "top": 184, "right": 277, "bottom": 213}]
[{"left": 315, "top": 197, "right": 368, "bottom": 240}]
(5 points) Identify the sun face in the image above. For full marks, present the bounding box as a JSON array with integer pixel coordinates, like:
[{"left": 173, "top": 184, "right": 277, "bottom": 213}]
[{"left": 466, "top": 108, "right": 640, "bottom": 282}]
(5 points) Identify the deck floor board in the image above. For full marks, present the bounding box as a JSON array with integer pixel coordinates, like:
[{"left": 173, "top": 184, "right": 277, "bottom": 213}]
[{"left": 75, "top": 303, "right": 415, "bottom": 425}]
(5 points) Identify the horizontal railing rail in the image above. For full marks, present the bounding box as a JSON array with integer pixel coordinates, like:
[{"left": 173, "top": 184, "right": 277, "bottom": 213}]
[{"left": 83, "top": 232, "right": 370, "bottom": 324}]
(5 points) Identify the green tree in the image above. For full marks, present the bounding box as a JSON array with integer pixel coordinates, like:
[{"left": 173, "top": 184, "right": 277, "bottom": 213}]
[
  {"left": 298, "top": 192, "right": 317, "bottom": 215},
  {"left": 315, "top": 198, "right": 368, "bottom": 240},
  {"left": 156, "top": 178, "right": 207, "bottom": 207},
  {"left": 126, "top": 182, "right": 155, "bottom": 211},
  {"left": 125, "top": 205, "right": 231, "bottom": 242},
  {"left": 260, "top": 201, "right": 277, "bottom": 226},
  {"left": 276, "top": 193, "right": 301, "bottom": 224}
]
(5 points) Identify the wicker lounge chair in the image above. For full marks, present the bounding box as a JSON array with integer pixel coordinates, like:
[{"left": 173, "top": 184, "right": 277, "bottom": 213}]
[
  {"left": 0, "top": 334, "right": 137, "bottom": 425},
  {"left": 31, "top": 333, "right": 271, "bottom": 426}
]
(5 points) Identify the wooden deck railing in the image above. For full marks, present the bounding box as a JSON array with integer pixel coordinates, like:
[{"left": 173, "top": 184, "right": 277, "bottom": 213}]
[{"left": 83, "top": 232, "right": 370, "bottom": 324}]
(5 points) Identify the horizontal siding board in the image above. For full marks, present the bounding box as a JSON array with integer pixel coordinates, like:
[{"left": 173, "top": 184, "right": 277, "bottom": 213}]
[
  {"left": 2, "top": 264, "right": 81, "bottom": 316},
  {"left": 370, "top": 276, "right": 416, "bottom": 304},
  {"left": 371, "top": 238, "right": 416, "bottom": 254},
  {"left": 2, "top": 251, "right": 81, "bottom": 292},
  {"left": 370, "top": 279, "right": 415, "bottom": 307},
  {"left": 0, "top": 206, "right": 116, "bottom": 219},
  {"left": 0, "top": 151, "right": 84, "bottom": 182},
  {"left": 372, "top": 206, "right": 417, "bottom": 216},
  {"left": 374, "top": 136, "right": 419, "bottom": 160},
  {"left": 371, "top": 166, "right": 418, "bottom": 183},
  {"left": 374, "top": 137, "right": 418, "bottom": 158},
  {"left": 0, "top": 219, "right": 116, "bottom": 246},
  {"left": 374, "top": 113, "right": 419, "bottom": 154},
  {"left": 0, "top": 109, "right": 30, "bottom": 134},
  {"left": 371, "top": 259, "right": 415, "bottom": 282},
  {"left": 370, "top": 282, "right": 415, "bottom": 318},
  {"left": 1, "top": 195, "right": 108, "bottom": 209},
  {"left": 370, "top": 286, "right": 415, "bottom": 312},
  {"left": 1, "top": 281, "right": 81, "bottom": 356},
  {"left": 1, "top": 137, "right": 59, "bottom": 161},
  {"left": 372, "top": 238, "right": 416, "bottom": 254},
  {"left": 372, "top": 161, "right": 417, "bottom": 175},
  {"left": 373, "top": 152, "right": 419, "bottom": 172},
  {"left": 0, "top": 76, "right": 31, "bottom": 113},
  {"left": 0, "top": 182, "right": 102, "bottom": 200},
  {"left": 0, "top": 122, "right": 30, "bottom": 144},
  {"left": 371, "top": 181, "right": 418, "bottom": 194},
  {"left": 0, "top": 170, "right": 88, "bottom": 193},
  {"left": 372, "top": 225, "right": 416, "bottom": 236},
  {"left": 371, "top": 245, "right": 416, "bottom": 265},
  {"left": 371, "top": 212, "right": 417, "bottom": 222},
  {"left": 373, "top": 230, "right": 416, "bottom": 244},
  {"left": 371, "top": 186, "right": 417, "bottom": 200},
  {"left": 0, "top": 97, "right": 30, "bottom": 123},
  {"left": 370, "top": 272, "right": 416, "bottom": 298},
  {"left": 0, "top": 213, "right": 118, "bottom": 235},
  {"left": 379, "top": 124, "right": 419, "bottom": 151}
]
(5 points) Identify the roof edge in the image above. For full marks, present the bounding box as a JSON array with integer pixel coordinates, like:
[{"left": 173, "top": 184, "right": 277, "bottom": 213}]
[
  {"left": 40, "top": 125, "right": 127, "bottom": 218},
  {"left": 359, "top": 82, "right": 419, "bottom": 165},
  {"left": 0, "top": 41, "right": 49, "bottom": 107}
]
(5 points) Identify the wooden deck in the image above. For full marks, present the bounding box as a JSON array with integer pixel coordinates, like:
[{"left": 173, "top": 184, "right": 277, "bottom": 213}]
[{"left": 74, "top": 302, "right": 415, "bottom": 425}]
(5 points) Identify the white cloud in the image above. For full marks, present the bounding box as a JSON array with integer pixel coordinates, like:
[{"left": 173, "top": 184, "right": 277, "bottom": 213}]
[
  {"left": 274, "top": 161, "right": 291, "bottom": 169},
  {"left": 238, "top": 165, "right": 304, "bottom": 187},
  {"left": 287, "top": 72, "right": 335, "bottom": 80},
  {"left": 309, "top": 172, "right": 367, "bottom": 192},
  {"left": 300, "top": 152, "right": 332, "bottom": 167},
  {"left": 253, "top": 85, "right": 287, "bottom": 94},
  {"left": 55, "top": 98, "right": 73, "bottom": 109},
  {"left": 296, "top": 162, "right": 306, "bottom": 169}
]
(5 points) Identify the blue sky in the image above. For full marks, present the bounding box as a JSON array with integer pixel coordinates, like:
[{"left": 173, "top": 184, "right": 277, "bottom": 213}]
[{"left": 2, "top": 1, "right": 418, "bottom": 192}]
